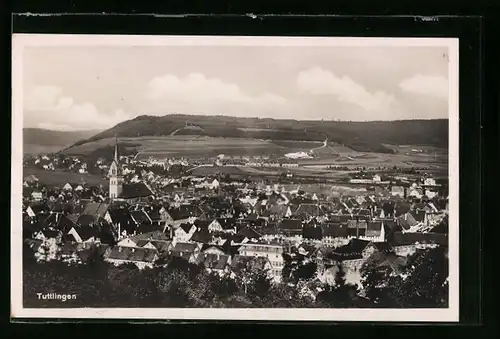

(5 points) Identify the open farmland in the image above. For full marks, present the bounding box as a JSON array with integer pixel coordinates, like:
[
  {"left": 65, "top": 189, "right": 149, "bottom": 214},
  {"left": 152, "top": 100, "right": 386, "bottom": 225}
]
[{"left": 23, "top": 166, "right": 107, "bottom": 187}]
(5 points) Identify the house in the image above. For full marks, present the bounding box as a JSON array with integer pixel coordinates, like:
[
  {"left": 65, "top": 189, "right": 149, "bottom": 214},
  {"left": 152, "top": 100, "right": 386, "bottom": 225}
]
[
  {"left": 189, "top": 228, "right": 212, "bottom": 244},
  {"left": 26, "top": 202, "right": 50, "bottom": 218},
  {"left": 208, "top": 218, "right": 236, "bottom": 233},
  {"left": 23, "top": 174, "right": 39, "bottom": 184},
  {"left": 424, "top": 178, "right": 437, "bottom": 186},
  {"left": 170, "top": 242, "right": 201, "bottom": 263},
  {"left": 362, "top": 221, "right": 386, "bottom": 242},
  {"left": 236, "top": 225, "right": 262, "bottom": 242},
  {"left": 294, "top": 203, "right": 321, "bottom": 219},
  {"left": 135, "top": 239, "right": 172, "bottom": 257},
  {"left": 196, "top": 253, "right": 231, "bottom": 275},
  {"left": 66, "top": 225, "right": 99, "bottom": 244},
  {"left": 174, "top": 223, "right": 197, "bottom": 243},
  {"left": 201, "top": 244, "right": 226, "bottom": 255},
  {"left": 391, "top": 186, "right": 405, "bottom": 198},
  {"left": 82, "top": 202, "right": 110, "bottom": 219},
  {"left": 209, "top": 179, "right": 220, "bottom": 190},
  {"left": 117, "top": 237, "right": 138, "bottom": 248},
  {"left": 118, "top": 182, "right": 155, "bottom": 202},
  {"left": 237, "top": 240, "right": 284, "bottom": 281},
  {"left": 44, "top": 213, "right": 75, "bottom": 233},
  {"left": 164, "top": 204, "right": 202, "bottom": 227},
  {"left": 229, "top": 255, "right": 274, "bottom": 280},
  {"left": 328, "top": 238, "right": 372, "bottom": 272},
  {"left": 302, "top": 221, "right": 323, "bottom": 243},
  {"left": 104, "top": 246, "right": 159, "bottom": 269},
  {"left": 277, "top": 219, "right": 303, "bottom": 240},
  {"left": 391, "top": 232, "right": 448, "bottom": 257},
  {"left": 129, "top": 209, "right": 153, "bottom": 226},
  {"left": 63, "top": 183, "right": 73, "bottom": 191},
  {"left": 33, "top": 228, "right": 62, "bottom": 242},
  {"left": 31, "top": 191, "right": 44, "bottom": 201},
  {"left": 321, "top": 223, "right": 350, "bottom": 247},
  {"left": 396, "top": 212, "right": 419, "bottom": 230}
]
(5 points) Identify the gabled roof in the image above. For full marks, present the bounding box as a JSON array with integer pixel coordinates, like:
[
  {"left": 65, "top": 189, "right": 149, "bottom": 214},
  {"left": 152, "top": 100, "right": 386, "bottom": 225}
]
[
  {"left": 129, "top": 230, "right": 170, "bottom": 242},
  {"left": 136, "top": 239, "right": 172, "bottom": 252},
  {"left": 329, "top": 238, "right": 370, "bottom": 261},
  {"left": 167, "top": 204, "right": 203, "bottom": 220},
  {"left": 409, "top": 209, "right": 426, "bottom": 223},
  {"left": 321, "top": 223, "right": 349, "bottom": 238},
  {"left": 230, "top": 255, "right": 270, "bottom": 272},
  {"left": 196, "top": 253, "right": 231, "bottom": 270},
  {"left": 105, "top": 246, "right": 158, "bottom": 263},
  {"left": 76, "top": 214, "right": 100, "bottom": 227},
  {"left": 171, "top": 242, "right": 198, "bottom": 253},
  {"left": 215, "top": 218, "right": 235, "bottom": 230},
  {"left": 397, "top": 213, "right": 419, "bottom": 230},
  {"left": 40, "top": 228, "right": 61, "bottom": 239},
  {"left": 294, "top": 203, "right": 321, "bottom": 217},
  {"left": 278, "top": 219, "right": 302, "bottom": 231},
  {"left": 72, "top": 225, "right": 99, "bottom": 241},
  {"left": 130, "top": 210, "right": 151, "bottom": 225},
  {"left": 391, "top": 232, "right": 448, "bottom": 246},
  {"left": 28, "top": 202, "right": 50, "bottom": 215},
  {"left": 82, "top": 202, "right": 109, "bottom": 218},
  {"left": 44, "top": 213, "right": 75, "bottom": 232},
  {"left": 194, "top": 220, "right": 210, "bottom": 230},
  {"left": 302, "top": 223, "right": 323, "bottom": 240},
  {"left": 178, "top": 222, "right": 195, "bottom": 234},
  {"left": 262, "top": 204, "right": 289, "bottom": 218},
  {"left": 190, "top": 228, "right": 212, "bottom": 243},
  {"left": 120, "top": 182, "right": 154, "bottom": 199},
  {"left": 237, "top": 226, "right": 262, "bottom": 240}
]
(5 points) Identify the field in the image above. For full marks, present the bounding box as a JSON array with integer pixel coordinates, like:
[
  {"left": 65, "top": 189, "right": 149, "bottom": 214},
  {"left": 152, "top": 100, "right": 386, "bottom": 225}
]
[
  {"left": 23, "top": 166, "right": 107, "bottom": 187},
  {"left": 63, "top": 135, "right": 323, "bottom": 159}
]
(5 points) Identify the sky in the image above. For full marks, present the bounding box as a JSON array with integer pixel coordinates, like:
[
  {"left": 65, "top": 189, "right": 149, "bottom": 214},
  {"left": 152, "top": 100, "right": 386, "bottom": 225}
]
[{"left": 22, "top": 42, "right": 450, "bottom": 131}]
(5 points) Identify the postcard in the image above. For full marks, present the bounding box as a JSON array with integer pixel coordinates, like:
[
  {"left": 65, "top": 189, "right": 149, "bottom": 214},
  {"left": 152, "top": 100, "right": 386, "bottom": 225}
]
[{"left": 11, "top": 34, "right": 459, "bottom": 322}]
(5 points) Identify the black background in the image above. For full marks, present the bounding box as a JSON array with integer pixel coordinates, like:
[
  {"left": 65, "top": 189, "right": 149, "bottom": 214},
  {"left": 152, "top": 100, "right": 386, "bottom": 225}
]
[{"left": 6, "top": 0, "right": 496, "bottom": 336}]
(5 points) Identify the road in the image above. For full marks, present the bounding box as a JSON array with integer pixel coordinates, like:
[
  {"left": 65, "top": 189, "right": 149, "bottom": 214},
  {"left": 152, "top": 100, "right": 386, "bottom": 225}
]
[{"left": 310, "top": 138, "right": 328, "bottom": 153}]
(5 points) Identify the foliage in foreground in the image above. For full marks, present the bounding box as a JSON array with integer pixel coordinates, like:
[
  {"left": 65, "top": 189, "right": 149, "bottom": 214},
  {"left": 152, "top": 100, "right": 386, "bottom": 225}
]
[{"left": 23, "top": 244, "right": 449, "bottom": 309}]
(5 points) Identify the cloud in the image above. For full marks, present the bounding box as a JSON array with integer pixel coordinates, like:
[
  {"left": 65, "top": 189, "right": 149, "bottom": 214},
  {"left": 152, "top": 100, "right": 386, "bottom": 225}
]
[
  {"left": 24, "top": 85, "right": 131, "bottom": 130},
  {"left": 399, "top": 74, "right": 448, "bottom": 99},
  {"left": 296, "top": 67, "right": 395, "bottom": 112},
  {"left": 146, "top": 73, "right": 287, "bottom": 112}
]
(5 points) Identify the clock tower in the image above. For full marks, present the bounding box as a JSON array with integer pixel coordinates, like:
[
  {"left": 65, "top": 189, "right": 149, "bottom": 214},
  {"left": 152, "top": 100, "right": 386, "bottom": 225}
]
[{"left": 108, "top": 134, "right": 123, "bottom": 199}]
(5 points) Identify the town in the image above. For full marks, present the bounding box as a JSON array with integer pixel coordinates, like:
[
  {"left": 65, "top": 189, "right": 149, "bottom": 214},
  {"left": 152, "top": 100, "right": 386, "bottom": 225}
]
[{"left": 22, "top": 137, "right": 449, "bottom": 308}]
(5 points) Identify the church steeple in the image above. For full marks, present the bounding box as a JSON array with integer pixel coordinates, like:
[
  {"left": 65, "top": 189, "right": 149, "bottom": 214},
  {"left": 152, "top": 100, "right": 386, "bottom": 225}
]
[
  {"left": 114, "top": 133, "right": 119, "bottom": 164},
  {"left": 109, "top": 133, "right": 123, "bottom": 200}
]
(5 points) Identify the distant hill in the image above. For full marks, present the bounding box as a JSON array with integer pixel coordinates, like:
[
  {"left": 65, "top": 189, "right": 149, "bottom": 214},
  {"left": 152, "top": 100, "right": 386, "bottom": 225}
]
[
  {"left": 23, "top": 128, "right": 102, "bottom": 155},
  {"left": 66, "top": 114, "right": 448, "bottom": 155}
]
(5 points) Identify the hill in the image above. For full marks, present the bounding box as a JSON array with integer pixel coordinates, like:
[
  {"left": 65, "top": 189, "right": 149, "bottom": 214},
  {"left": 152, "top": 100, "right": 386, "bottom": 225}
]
[
  {"left": 65, "top": 114, "right": 448, "bottom": 156},
  {"left": 23, "top": 128, "right": 101, "bottom": 155}
]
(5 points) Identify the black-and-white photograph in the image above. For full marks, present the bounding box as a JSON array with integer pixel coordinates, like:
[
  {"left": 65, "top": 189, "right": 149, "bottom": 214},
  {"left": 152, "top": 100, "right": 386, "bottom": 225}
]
[{"left": 11, "top": 35, "right": 459, "bottom": 321}]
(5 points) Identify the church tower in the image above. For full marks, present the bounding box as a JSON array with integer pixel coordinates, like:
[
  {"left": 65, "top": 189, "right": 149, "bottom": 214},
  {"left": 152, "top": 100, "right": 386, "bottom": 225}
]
[{"left": 108, "top": 134, "right": 123, "bottom": 199}]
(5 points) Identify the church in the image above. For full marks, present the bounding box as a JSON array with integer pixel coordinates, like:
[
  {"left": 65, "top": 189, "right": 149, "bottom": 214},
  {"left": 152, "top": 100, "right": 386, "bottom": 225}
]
[{"left": 108, "top": 136, "right": 154, "bottom": 202}]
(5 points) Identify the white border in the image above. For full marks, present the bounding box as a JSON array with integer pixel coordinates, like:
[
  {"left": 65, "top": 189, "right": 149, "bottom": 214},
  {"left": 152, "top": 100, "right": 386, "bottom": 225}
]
[{"left": 11, "top": 34, "right": 459, "bottom": 322}]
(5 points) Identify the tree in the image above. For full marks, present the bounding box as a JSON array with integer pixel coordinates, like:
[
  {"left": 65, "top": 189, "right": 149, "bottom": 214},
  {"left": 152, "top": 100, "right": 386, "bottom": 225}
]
[
  {"left": 390, "top": 246, "right": 449, "bottom": 308},
  {"left": 282, "top": 252, "right": 318, "bottom": 285},
  {"left": 245, "top": 269, "right": 273, "bottom": 306},
  {"left": 317, "top": 264, "right": 360, "bottom": 308},
  {"left": 360, "top": 253, "right": 396, "bottom": 307}
]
